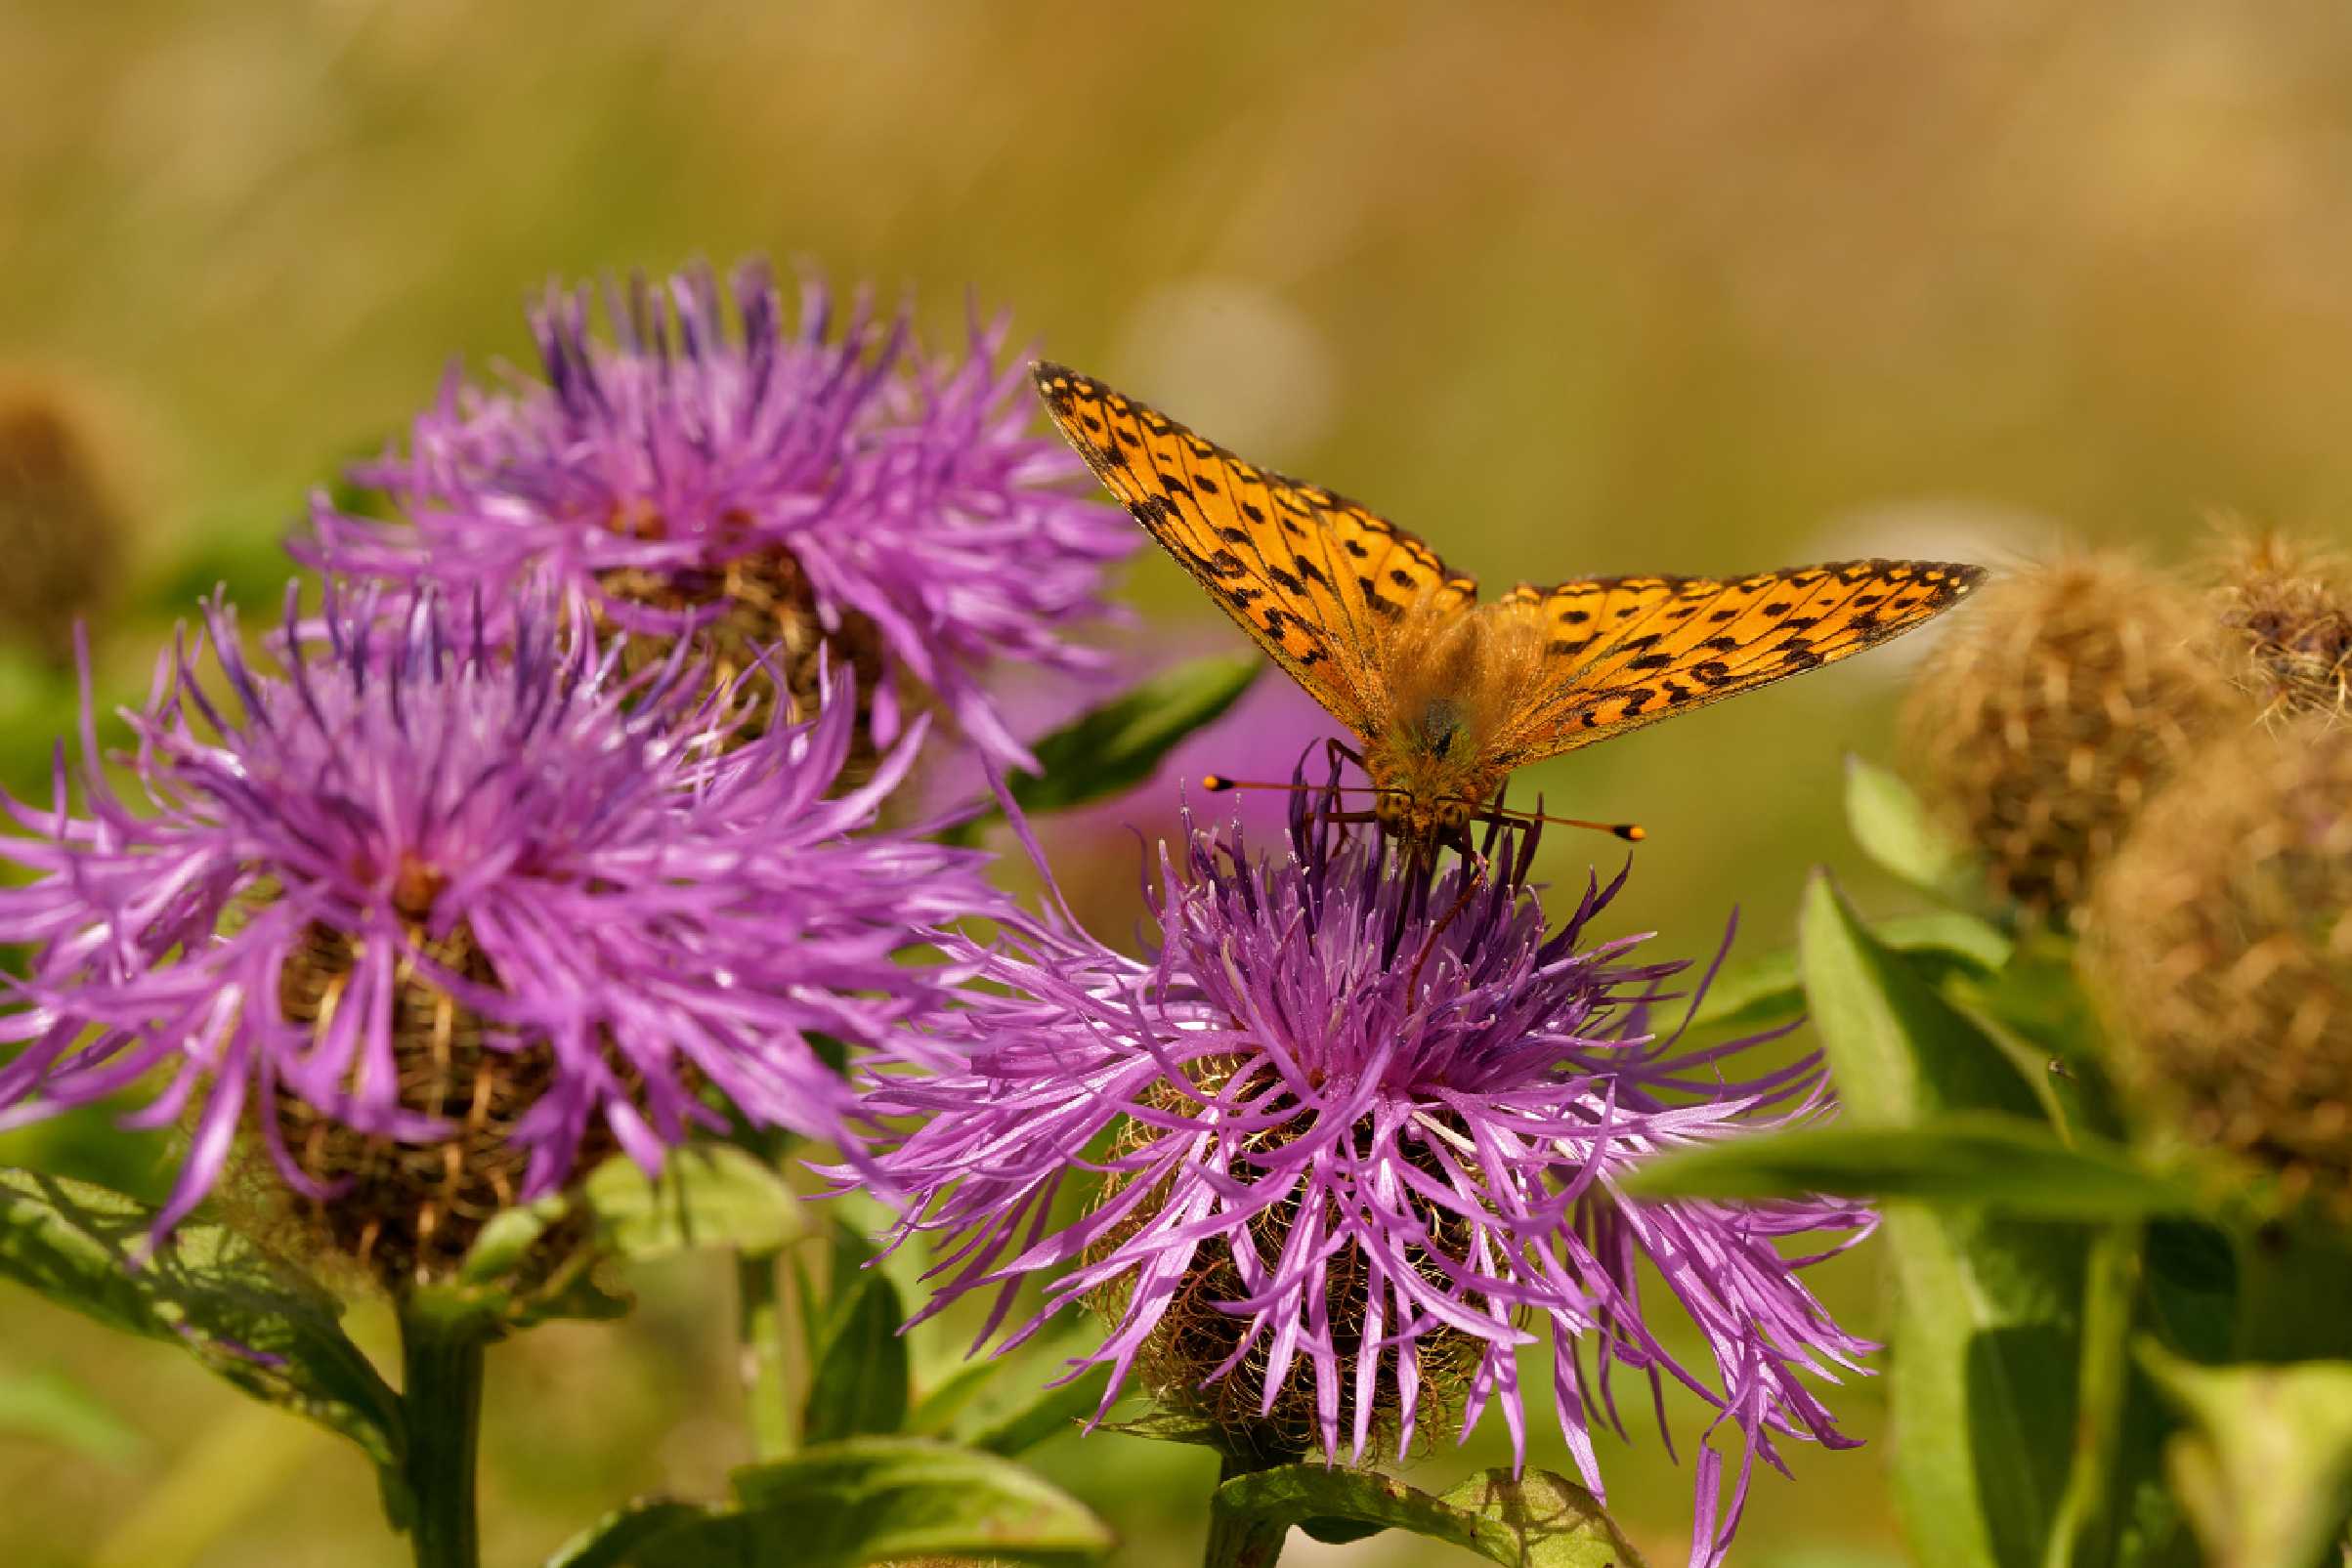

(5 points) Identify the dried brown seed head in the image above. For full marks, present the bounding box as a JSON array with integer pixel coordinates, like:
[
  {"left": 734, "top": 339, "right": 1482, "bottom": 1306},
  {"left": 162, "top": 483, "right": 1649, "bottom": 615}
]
[
  {"left": 2085, "top": 722, "right": 2352, "bottom": 1220},
  {"left": 2206, "top": 526, "right": 2352, "bottom": 727},
  {"left": 1900, "top": 552, "right": 2241, "bottom": 922}
]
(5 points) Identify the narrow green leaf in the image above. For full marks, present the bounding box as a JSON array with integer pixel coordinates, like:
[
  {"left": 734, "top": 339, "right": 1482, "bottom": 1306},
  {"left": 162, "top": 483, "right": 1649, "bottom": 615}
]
[
  {"left": 962, "top": 1365, "right": 1113, "bottom": 1458},
  {"left": 1211, "top": 1464, "right": 1649, "bottom": 1568},
  {"left": 0, "top": 1168, "right": 405, "bottom": 1472},
  {"left": 1623, "top": 1114, "right": 2198, "bottom": 1218},
  {"left": 1846, "top": 754, "right": 1983, "bottom": 903},
  {"left": 1096, "top": 1408, "right": 1231, "bottom": 1451},
  {"left": 1799, "top": 873, "right": 2043, "bottom": 1124},
  {"left": 1800, "top": 876, "right": 2085, "bottom": 1568},
  {"left": 2044, "top": 1224, "right": 2140, "bottom": 1568},
  {"left": 0, "top": 1366, "right": 143, "bottom": 1464},
  {"left": 581, "top": 1147, "right": 809, "bottom": 1261},
  {"left": 544, "top": 1499, "right": 719, "bottom": 1568},
  {"left": 623, "top": 1438, "right": 1114, "bottom": 1568},
  {"left": 1691, "top": 911, "right": 2011, "bottom": 1034},
  {"left": 1009, "top": 657, "right": 1261, "bottom": 815},
  {"left": 801, "top": 1271, "right": 910, "bottom": 1443},
  {"left": 2139, "top": 1343, "right": 2352, "bottom": 1568}
]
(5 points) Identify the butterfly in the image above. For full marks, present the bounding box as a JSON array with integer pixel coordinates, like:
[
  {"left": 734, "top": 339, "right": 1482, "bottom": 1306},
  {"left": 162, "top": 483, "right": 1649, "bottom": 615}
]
[{"left": 1033, "top": 362, "right": 1985, "bottom": 859}]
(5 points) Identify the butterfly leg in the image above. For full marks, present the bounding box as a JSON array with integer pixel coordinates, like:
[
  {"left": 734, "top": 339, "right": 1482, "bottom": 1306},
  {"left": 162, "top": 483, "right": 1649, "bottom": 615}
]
[{"left": 1404, "top": 834, "right": 1492, "bottom": 996}]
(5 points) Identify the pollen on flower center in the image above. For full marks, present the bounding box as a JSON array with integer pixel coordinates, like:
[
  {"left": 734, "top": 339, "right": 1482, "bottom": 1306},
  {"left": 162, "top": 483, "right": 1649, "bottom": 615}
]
[
  {"left": 595, "top": 542, "right": 890, "bottom": 775},
  {"left": 1088, "top": 1055, "right": 1485, "bottom": 1464},
  {"left": 267, "top": 916, "right": 621, "bottom": 1288}
]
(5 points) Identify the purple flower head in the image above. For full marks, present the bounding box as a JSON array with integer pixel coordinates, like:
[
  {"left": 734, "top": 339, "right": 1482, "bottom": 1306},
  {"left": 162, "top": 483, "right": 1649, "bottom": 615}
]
[
  {"left": 300, "top": 259, "right": 1135, "bottom": 772},
  {"left": 0, "top": 584, "right": 996, "bottom": 1282},
  {"left": 864, "top": 776, "right": 1873, "bottom": 1568}
]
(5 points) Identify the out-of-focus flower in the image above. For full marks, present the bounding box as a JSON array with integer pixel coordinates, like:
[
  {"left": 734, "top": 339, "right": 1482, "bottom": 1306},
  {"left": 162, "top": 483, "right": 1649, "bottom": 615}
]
[
  {"left": 2086, "top": 720, "right": 2352, "bottom": 1219},
  {"left": 301, "top": 260, "right": 1134, "bottom": 777},
  {"left": 0, "top": 586, "right": 994, "bottom": 1286},
  {"left": 2208, "top": 527, "right": 2352, "bottom": 726},
  {"left": 863, "top": 778, "right": 1872, "bottom": 1568},
  {"left": 0, "top": 378, "right": 128, "bottom": 664},
  {"left": 1900, "top": 553, "right": 2240, "bottom": 922}
]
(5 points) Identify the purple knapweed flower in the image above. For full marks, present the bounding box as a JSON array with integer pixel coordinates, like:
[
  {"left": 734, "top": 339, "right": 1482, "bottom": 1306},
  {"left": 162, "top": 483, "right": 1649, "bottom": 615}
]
[
  {"left": 300, "top": 259, "right": 1135, "bottom": 772},
  {"left": 0, "top": 585, "right": 994, "bottom": 1282},
  {"left": 864, "top": 779, "right": 1873, "bottom": 1568}
]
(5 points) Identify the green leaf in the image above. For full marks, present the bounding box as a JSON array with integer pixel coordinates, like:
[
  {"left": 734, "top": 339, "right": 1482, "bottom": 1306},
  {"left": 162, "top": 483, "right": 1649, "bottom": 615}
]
[
  {"left": 1943, "top": 935, "right": 2127, "bottom": 1142},
  {"left": 1096, "top": 1408, "right": 1232, "bottom": 1451},
  {"left": 0, "top": 1169, "right": 406, "bottom": 1473},
  {"left": 1622, "top": 1114, "right": 2198, "bottom": 1218},
  {"left": 1691, "top": 911, "right": 2011, "bottom": 1034},
  {"left": 620, "top": 1438, "right": 1114, "bottom": 1567},
  {"left": 1799, "top": 876, "right": 2084, "bottom": 1568},
  {"left": 1799, "top": 874, "right": 2043, "bottom": 1125},
  {"left": 1008, "top": 657, "right": 1262, "bottom": 816},
  {"left": 961, "top": 1365, "right": 1113, "bottom": 1458},
  {"left": 579, "top": 1147, "right": 810, "bottom": 1261},
  {"left": 0, "top": 1366, "right": 143, "bottom": 1464},
  {"left": 2139, "top": 1343, "right": 2352, "bottom": 1568},
  {"left": 2045, "top": 1223, "right": 2141, "bottom": 1568},
  {"left": 802, "top": 1270, "right": 910, "bottom": 1443},
  {"left": 544, "top": 1499, "right": 720, "bottom": 1568},
  {"left": 1211, "top": 1465, "right": 1649, "bottom": 1568},
  {"left": 1845, "top": 754, "right": 1982, "bottom": 903}
]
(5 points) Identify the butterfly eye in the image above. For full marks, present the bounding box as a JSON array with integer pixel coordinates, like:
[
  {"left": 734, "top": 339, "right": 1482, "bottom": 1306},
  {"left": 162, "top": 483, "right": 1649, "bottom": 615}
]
[
  {"left": 1374, "top": 791, "right": 1411, "bottom": 826},
  {"left": 1436, "top": 799, "right": 1473, "bottom": 832}
]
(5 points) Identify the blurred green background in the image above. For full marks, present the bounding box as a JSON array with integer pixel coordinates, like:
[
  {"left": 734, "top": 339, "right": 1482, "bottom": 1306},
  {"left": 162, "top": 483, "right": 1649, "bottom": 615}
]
[{"left": 5, "top": 3, "right": 2352, "bottom": 1564}]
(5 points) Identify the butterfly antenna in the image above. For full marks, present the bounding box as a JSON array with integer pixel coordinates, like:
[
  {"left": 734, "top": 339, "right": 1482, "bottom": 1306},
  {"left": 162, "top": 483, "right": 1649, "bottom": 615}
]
[
  {"left": 1483, "top": 805, "right": 1646, "bottom": 843},
  {"left": 1202, "top": 775, "right": 1382, "bottom": 795}
]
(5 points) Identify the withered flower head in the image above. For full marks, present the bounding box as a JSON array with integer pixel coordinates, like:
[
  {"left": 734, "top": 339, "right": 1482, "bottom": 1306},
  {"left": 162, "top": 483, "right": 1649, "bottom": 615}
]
[
  {"left": 2207, "top": 527, "right": 2352, "bottom": 726},
  {"left": 1900, "top": 552, "right": 2239, "bottom": 920},
  {"left": 2086, "top": 721, "right": 2352, "bottom": 1218},
  {"left": 0, "top": 380, "right": 127, "bottom": 663}
]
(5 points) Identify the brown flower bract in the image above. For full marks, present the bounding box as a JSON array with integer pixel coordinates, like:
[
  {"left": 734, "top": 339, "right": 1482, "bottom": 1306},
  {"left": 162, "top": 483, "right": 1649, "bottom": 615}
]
[
  {"left": 2086, "top": 722, "right": 2352, "bottom": 1218},
  {"left": 1901, "top": 553, "right": 2240, "bottom": 921}
]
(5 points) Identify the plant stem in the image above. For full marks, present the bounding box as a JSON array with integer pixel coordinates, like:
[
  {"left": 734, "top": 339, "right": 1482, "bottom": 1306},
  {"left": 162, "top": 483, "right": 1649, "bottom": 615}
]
[
  {"left": 737, "top": 1250, "right": 794, "bottom": 1462},
  {"left": 398, "top": 1291, "right": 492, "bottom": 1568},
  {"left": 2044, "top": 1220, "right": 2138, "bottom": 1568},
  {"left": 1202, "top": 1449, "right": 1290, "bottom": 1568}
]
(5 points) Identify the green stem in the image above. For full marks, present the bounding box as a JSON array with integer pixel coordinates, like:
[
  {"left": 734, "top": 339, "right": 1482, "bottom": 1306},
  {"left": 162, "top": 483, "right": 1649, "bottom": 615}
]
[
  {"left": 1203, "top": 1449, "right": 1290, "bottom": 1568},
  {"left": 2044, "top": 1220, "right": 2138, "bottom": 1568},
  {"left": 736, "top": 1250, "right": 794, "bottom": 1462},
  {"left": 398, "top": 1292, "right": 492, "bottom": 1568}
]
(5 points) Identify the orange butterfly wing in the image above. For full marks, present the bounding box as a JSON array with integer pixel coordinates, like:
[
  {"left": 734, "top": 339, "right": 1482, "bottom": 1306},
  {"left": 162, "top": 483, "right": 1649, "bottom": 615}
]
[
  {"left": 1484, "top": 560, "right": 1985, "bottom": 767},
  {"left": 1033, "top": 362, "right": 1475, "bottom": 737}
]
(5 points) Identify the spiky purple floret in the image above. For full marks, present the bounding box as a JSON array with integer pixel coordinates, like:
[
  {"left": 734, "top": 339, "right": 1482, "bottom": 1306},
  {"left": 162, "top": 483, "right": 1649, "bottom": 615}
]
[
  {"left": 299, "top": 259, "right": 1134, "bottom": 768},
  {"left": 0, "top": 585, "right": 995, "bottom": 1242},
  {"left": 864, "top": 783, "right": 1874, "bottom": 1568}
]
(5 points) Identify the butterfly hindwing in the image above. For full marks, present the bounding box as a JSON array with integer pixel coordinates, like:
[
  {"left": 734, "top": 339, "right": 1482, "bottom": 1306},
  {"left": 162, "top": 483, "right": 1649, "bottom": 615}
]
[
  {"left": 1034, "top": 362, "right": 1475, "bottom": 735},
  {"left": 1487, "top": 559, "right": 1985, "bottom": 766}
]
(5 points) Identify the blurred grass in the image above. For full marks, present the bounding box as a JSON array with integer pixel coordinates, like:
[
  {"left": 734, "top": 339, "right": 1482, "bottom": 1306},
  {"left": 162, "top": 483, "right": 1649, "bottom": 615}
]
[{"left": 6, "top": 1, "right": 2352, "bottom": 1562}]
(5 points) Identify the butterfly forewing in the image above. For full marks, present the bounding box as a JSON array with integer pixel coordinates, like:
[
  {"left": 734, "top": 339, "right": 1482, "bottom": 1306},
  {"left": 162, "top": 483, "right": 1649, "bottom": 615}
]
[
  {"left": 1487, "top": 559, "right": 1984, "bottom": 765},
  {"left": 1032, "top": 360, "right": 1986, "bottom": 827},
  {"left": 1034, "top": 362, "right": 1475, "bottom": 735}
]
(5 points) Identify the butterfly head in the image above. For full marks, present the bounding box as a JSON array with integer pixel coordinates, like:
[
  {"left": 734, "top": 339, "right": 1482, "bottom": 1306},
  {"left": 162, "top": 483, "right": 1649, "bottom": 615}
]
[{"left": 1364, "top": 728, "right": 1491, "bottom": 853}]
